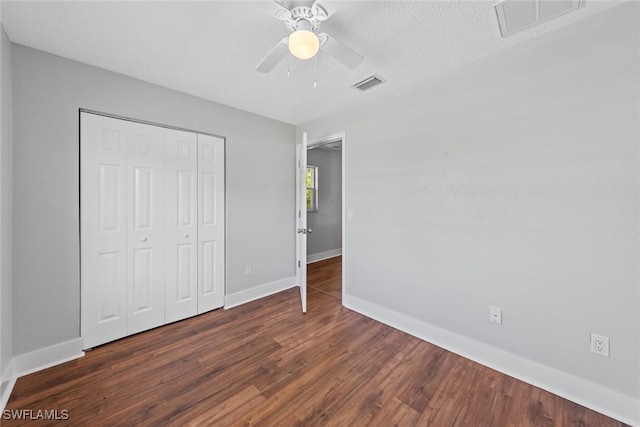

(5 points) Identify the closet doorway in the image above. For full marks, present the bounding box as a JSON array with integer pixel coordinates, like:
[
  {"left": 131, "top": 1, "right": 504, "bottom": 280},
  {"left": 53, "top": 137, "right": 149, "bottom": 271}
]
[{"left": 80, "top": 111, "right": 225, "bottom": 349}]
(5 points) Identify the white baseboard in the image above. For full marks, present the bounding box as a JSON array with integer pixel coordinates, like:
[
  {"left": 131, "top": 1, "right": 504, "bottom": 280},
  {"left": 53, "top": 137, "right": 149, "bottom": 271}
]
[
  {"left": 344, "top": 294, "right": 640, "bottom": 426},
  {"left": 0, "top": 338, "right": 84, "bottom": 411},
  {"left": 225, "top": 276, "right": 296, "bottom": 309},
  {"left": 14, "top": 338, "right": 84, "bottom": 378},
  {"left": 0, "top": 358, "right": 16, "bottom": 411},
  {"left": 307, "top": 249, "right": 342, "bottom": 264}
]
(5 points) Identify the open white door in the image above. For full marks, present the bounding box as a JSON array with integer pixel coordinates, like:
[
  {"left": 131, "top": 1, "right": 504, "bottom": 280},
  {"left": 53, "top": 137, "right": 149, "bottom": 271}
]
[{"left": 295, "top": 132, "right": 308, "bottom": 313}]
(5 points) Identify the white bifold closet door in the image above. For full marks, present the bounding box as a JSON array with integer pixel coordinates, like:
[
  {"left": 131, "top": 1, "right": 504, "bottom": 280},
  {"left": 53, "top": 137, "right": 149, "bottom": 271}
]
[
  {"left": 126, "top": 121, "right": 166, "bottom": 336},
  {"left": 197, "top": 134, "right": 225, "bottom": 313},
  {"left": 81, "top": 113, "right": 225, "bottom": 349},
  {"left": 81, "top": 113, "right": 129, "bottom": 348},
  {"left": 165, "top": 129, "right": 198, "bottom": 323}
]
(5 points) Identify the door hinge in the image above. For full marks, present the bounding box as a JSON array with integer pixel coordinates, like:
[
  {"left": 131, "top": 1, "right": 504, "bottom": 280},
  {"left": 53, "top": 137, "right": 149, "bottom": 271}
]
[
  {"left": 298, "top": 260, "right": 301, "bottom": 268},
  {"left": 298, "top": 210, "right": 301, "bottom": 218}
]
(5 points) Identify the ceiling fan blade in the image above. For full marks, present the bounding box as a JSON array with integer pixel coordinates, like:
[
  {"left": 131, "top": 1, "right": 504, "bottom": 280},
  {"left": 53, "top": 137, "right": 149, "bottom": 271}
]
[
  {"left": 272, "top": 0, "right": 292, "bottom": 20},
  {"left": 311, "top": 1, "right": 329, "bottom": 21},
  {"left": 318, "top": 33, "right": 364, "bottom": 70},
  {"left": 256, "top": 38, "right": 289, "bottom": 73}
]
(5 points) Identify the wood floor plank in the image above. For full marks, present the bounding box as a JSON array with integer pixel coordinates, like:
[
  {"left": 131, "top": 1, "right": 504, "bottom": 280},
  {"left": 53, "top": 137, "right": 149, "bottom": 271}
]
[
  {"left": 307, "top": 256, "right": 342, "bottom": 300},
  {"left": 4, "top": 256, "right": 629, "bottom": 426}
]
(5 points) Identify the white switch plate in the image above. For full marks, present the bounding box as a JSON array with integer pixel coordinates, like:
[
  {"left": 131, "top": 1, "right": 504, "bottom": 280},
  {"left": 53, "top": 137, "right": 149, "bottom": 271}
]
[
  {"left": 489, "top": 306, "right": 502, "bottom": 324},
  {"left": 245, "top": 264, "right": 252, "bottom": 275},
  {"left": 347, "top": 209, "right": 354, "bottom": 220}
]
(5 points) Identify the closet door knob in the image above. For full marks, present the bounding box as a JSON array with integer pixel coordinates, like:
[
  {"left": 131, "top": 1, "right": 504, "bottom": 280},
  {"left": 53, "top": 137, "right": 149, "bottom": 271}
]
[
  {"left": 140, "top": 237, "right": 148, "bottom": 242},
  {"left": 183, "top": 233, "right": 189, "bottom": 238}
]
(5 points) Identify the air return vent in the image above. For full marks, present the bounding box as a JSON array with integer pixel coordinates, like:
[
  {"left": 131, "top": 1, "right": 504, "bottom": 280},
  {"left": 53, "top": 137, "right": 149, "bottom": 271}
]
[
  {"left": 495, "top": 0, "right": 581, "bottom": 37},
  {"left": 352, "top": 75, "right": 386, "bottom": 92}
]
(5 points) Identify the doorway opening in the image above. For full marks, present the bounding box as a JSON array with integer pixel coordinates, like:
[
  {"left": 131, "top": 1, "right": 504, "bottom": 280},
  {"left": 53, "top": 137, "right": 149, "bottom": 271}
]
[{"left": 305, "top": 134, "right": 345, "bottom": 305}]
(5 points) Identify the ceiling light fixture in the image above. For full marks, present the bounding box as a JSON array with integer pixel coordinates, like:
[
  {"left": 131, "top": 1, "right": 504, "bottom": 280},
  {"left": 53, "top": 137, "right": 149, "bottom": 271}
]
[
  {"left": 256, "top": 2, "right": 364, "bottom": 73},
  {"left": 288, "top": 28, "right": 320, "bottom": 60}
]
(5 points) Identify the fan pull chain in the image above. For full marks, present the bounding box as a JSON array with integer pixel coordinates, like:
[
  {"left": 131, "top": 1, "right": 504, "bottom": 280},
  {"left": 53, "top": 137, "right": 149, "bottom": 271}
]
[{"left": 313, "top": 55, "right": 317, "bottom": 88}]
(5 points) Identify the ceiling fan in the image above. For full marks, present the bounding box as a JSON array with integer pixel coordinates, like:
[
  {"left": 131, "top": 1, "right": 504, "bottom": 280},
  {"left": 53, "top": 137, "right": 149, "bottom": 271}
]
[{"left": 256, "top": 0, "right": 364, "bottom": 73}]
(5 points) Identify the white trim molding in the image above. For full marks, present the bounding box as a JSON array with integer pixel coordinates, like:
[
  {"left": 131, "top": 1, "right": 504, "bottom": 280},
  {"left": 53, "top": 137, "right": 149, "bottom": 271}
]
[
  {"left": 0, "top": 358, "right": 16, "bottom": 411},
  {"left": 1, "top": 338, "right": 84, "bottom": 411},
  {"left": 224, "top": 276, "right": 296, "bottom": 310},
  {"left": 344, "top": 294, "right": 640, "bottom": 426},
  {"left": 307, "top": 249, "right": 342, "bottom": 264},
  {"left": 14, "top": 338, "right": 84, "bottom": 378}
]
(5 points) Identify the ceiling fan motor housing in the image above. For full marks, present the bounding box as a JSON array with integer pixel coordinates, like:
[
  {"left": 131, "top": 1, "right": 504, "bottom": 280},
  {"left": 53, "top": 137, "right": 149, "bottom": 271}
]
[
  {"left": 291, "top": 17, "right": 315, "bottom": 32},
  {"left": 283, "top": 5, "right": 328, "bottom": 32}
]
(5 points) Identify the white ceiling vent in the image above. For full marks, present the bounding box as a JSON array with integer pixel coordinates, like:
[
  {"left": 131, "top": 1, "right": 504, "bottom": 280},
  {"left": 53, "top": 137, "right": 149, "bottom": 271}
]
[
  {"left": 495, "top": 0, "right": 582, "bottom": 37},
  {"left": 352, "top": 75, "right": 386, "bottom": 92}
]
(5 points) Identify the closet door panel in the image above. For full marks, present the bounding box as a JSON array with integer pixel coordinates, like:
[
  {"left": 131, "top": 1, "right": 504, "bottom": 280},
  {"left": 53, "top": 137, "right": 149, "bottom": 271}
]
[
  {"left": 198, "top": 134, "right": 225, "bottom": 313},
  {"left": 82, "top": 113, "right": 226, "bottom": 349},
  {"left": 165, "top": 129, "right": 198, "bottom": 322},
  {"left": 81, "top": 113, "right": 127, "bottom": 349},
  {"left": 126, "top": 121, "right": 166, "bottom": 335}
]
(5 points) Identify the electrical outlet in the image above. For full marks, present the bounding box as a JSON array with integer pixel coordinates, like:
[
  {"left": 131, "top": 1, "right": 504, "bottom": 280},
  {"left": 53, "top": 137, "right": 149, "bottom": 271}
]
[
  {"left": 590, "top": 333, "right": 610, "bottom": 357},
  {"left": 489, "top": 306, "right": 502, "bottom": 324},
  {"left": 245, "top": 264, "right": 252, "bottom": 276}
]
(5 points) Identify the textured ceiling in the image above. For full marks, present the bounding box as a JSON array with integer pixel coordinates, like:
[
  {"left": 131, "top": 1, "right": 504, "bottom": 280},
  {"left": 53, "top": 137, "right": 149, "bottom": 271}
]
[{"left": 0, "top": 0, "right": 624, "bottom": 125}]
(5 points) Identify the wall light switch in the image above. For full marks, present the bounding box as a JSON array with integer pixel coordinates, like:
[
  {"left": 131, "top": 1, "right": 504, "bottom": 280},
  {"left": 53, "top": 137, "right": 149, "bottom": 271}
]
[{"left": 347, "top": 209, "right": 354, "bottom": 220}]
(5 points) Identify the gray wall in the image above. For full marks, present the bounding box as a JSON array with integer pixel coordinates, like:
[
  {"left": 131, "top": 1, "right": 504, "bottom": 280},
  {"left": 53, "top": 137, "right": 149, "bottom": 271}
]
[
  {"left": 307, "top": 148, "right": 341, "bottom": 257},
  {"left": 0, "top": 23, "right": 12, "bottom": 381},
  {"left": 12, "top": 45, "right": 295, "bottom": 355},
  {"left": 300, "top": 3, "right": 639, "bottom": 400}
]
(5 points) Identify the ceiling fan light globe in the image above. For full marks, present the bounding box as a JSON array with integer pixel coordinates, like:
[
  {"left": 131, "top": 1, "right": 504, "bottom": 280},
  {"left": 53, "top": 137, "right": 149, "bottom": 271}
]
[{"left": 288, "top": 30, "right": 320, "bottom": 60}]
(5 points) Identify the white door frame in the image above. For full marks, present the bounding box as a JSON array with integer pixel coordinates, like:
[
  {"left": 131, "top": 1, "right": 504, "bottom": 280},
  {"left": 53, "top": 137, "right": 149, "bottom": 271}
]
[{"left": 307, "top": 132, "right": 347, "bottom": 306}]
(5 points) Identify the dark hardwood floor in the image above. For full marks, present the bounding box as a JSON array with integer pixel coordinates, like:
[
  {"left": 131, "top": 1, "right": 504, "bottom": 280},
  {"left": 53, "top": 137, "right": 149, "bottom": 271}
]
[
  {"left": 5, "top": 256, "right": 627, "bottom": 426},
  {"left": 307, "top": 256, "right": 342, "bottom": 300}
]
